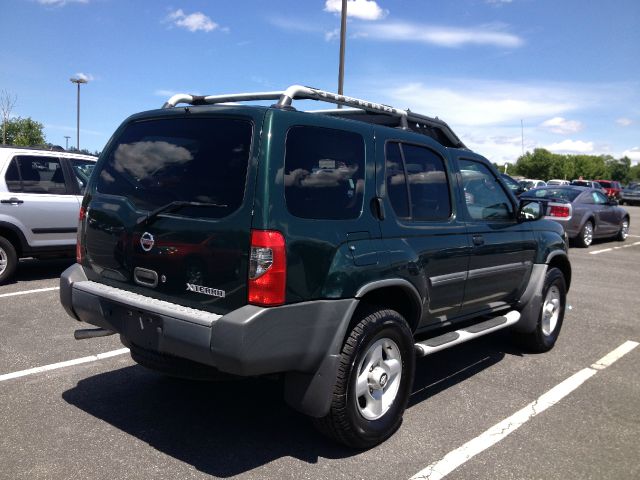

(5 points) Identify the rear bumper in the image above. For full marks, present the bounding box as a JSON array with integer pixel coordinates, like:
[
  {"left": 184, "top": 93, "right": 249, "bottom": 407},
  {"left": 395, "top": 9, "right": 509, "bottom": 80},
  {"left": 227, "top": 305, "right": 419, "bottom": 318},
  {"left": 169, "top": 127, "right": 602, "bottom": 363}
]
[{"left": 60, "top": 263, "right": 356, "bottom": 377}]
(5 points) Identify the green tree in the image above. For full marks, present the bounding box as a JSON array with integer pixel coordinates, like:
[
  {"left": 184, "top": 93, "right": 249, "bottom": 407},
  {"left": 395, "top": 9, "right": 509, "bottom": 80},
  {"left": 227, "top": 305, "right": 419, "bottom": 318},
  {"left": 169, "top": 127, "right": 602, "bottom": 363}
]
[
  {"left": 3, "top": 117, "right": 46, "bottom": 146},
  {"left": 513, "top": 148, "right": 558, "bottom": 179},
  {"left": 606, "top": 156, "right": 631, "bottom": 182},
  {"left": 573, "top": 154, "right": 608, "bottom": 179}
]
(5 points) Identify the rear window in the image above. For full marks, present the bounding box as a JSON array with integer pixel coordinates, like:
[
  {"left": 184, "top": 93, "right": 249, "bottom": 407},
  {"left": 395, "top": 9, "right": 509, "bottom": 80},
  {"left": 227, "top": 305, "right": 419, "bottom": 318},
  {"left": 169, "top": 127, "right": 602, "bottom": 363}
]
[
  {"left": 284, "top": 125, "right": 365, "bottom": 220},
  {"left": 598, "top": 180, "right": 611, "bottom": 188},
  {"left": 96, "top": 117, "right": 252, "bottom": 218},
  {"left": 523, "top": 188, "right": 581, "bottom": 202},
  {"left": 5, "top": 156, "right": 67, "bottom": 194}
]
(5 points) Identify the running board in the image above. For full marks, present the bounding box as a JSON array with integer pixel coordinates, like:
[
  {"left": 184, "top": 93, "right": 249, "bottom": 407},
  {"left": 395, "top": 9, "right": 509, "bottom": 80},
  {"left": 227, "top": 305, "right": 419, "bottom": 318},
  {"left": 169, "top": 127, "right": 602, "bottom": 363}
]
[{"left": 415, "top": 310, "right": 521, "bottom": 357}]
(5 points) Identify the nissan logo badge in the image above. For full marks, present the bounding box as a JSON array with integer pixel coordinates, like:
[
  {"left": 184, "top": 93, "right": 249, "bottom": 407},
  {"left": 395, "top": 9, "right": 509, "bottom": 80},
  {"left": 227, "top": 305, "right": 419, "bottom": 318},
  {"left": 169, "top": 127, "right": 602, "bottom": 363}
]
[{"left": 140, "top": 232, "right": 155, "bottom": 252}]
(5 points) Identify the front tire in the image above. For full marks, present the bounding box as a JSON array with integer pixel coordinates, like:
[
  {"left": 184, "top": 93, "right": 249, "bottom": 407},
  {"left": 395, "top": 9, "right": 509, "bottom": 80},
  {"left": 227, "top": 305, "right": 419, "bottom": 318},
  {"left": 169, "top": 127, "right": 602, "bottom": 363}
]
[
  {"left": 616, "top": 217, "right": 629, "bottom": 241},
  {"left": 313, "top": 309, "right": 415, "bottom": 449},
  {"left": 517, "top": 267, "right": 567, "bottom": 353},
  {"left": 0, "top": 236, "right": 18, "bottom": 284},
  {"left": 576, "top": 220, "right": 594, "bottom": 248}
]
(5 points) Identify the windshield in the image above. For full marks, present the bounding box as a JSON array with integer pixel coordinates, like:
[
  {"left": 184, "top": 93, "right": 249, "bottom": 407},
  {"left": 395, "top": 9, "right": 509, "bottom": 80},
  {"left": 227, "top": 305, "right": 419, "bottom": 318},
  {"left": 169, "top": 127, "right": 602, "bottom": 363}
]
[
  {"left": 523, "top": 187, "right": 581, "bottom": 202},
  {"left": 597, "top": 181, "right": 612, "bottom": 188},
  {"left": 96, "top": 117, "right": 252, "bottom": 218}
]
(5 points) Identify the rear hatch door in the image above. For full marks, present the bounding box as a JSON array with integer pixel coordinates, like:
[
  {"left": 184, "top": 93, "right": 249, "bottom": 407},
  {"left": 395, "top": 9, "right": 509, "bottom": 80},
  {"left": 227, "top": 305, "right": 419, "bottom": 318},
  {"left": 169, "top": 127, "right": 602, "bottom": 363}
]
[{"left": 83, "top": 108, "right": 262, "bottom": 314}]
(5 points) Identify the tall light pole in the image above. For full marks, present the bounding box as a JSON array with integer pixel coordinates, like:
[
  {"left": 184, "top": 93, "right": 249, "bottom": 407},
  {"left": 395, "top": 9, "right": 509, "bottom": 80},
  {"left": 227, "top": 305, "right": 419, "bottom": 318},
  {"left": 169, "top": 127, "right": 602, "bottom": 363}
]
[
  {"left": 337, "top": 0, "right": 347, "bottom": 108},
  {"left": 70, "top": 76, "right": 88, "bottom": 150}
]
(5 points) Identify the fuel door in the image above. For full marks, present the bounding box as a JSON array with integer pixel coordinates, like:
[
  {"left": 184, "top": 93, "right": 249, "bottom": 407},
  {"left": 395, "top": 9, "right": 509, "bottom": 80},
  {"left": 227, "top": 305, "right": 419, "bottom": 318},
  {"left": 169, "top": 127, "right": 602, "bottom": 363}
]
[{"left": 346, "top": 231, "right": 379, "bottom": 266}]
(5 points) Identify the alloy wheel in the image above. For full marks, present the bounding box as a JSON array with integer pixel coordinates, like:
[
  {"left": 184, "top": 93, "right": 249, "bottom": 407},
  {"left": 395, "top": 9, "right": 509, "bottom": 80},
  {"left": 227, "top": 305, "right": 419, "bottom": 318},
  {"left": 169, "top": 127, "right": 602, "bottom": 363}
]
[{"left": 355, "top": 338, "right": 402, "bottom": 421}]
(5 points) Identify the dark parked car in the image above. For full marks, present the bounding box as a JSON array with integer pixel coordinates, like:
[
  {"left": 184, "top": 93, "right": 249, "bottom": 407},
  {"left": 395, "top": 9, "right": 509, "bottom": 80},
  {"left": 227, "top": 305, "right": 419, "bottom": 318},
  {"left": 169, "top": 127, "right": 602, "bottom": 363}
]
[
  {"left": 60, "top": 85, "right": 571, "bottom": 448},
  {"left": 521, "top": 186, "right": 629, "bottom": 247},
  {"left": 596, "top": 180, "right": 622, "bottom": 200},
  {"left": 620, "top": 184, "right": 640, "bottom": 206}
]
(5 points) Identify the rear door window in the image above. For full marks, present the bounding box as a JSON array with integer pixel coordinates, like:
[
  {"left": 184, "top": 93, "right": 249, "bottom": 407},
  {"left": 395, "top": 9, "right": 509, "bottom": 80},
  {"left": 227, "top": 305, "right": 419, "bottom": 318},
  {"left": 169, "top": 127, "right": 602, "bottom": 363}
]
[
  {"left": 96, "top": 117, "right": 252, "bottom": 218},
  {"left": 284, "top": 126, "right": 365, "bottom": 220},
  {"left": 5, "top": 156, "right": 67, "bottom": 194},
  {"left": 384, "top": 142, "right": 451, "bottom": 221}
]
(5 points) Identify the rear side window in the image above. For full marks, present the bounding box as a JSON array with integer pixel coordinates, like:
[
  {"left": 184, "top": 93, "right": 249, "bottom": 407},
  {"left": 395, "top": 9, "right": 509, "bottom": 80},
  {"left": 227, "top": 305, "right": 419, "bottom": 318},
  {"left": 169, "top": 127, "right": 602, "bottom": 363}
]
[
  {"left": 385, "top": 142, "right": 451, "bottom": 221},
  {"left": 5, "top": 156, "right": 67, "bottom": 194},
  {"left": 96, "top": 117, "right": 252, "bottom": 218},
  {"left": 284, "top": 126, "right": 365, "bottom": 220}
]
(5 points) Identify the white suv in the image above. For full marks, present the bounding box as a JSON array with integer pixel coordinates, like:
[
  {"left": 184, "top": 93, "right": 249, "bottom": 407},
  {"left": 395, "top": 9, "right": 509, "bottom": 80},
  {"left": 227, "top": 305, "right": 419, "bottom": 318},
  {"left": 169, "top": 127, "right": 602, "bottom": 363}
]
[{"left": 0, "top": 146, "right": 97, "bottom": 283}]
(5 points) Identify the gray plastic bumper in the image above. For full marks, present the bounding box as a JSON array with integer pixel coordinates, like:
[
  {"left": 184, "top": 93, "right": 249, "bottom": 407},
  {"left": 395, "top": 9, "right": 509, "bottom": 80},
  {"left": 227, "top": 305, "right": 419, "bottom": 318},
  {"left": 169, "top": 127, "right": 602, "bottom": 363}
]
[{"left": 59, "top": 264, "right": 355, "bottom": 378}]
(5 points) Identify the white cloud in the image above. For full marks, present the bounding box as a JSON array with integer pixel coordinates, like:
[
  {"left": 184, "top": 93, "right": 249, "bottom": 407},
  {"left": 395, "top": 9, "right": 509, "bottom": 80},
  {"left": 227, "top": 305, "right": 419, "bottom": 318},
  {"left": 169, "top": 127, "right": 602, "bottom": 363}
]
[
  {"left": 325, "top": 28, "right": 340, "bottom": 41},
  {"left": 462, "top": 132, "right": 534, "bottom": 164},
  {"left": 622, "top": 147, "right": 640, "bottom": 162},
  {"left": 38, "top": 0, "right": 87, "bottom": 6},
  {"left": 167, "top": 9, "right": 217, "bottom": 33},
  {"left": 154, "top": 89, "right": 201, "bottom": 98},
  {"left": 357, "top": 22, "right": 523, "bottom": 48},
  {"left": 486, "top": 0, "right": 513, "bottom": 5},
  {"left": 154, "top": 89, "right": 179, "bottom": 98},
  {"left": 386, "top": 81, "right": 575, "bottom": 127},
  {"left": 546, "top": 139, "right": 594, "bottom": 153},
  {"left": 324, "top": 0, "right": 388, "bottom": 21},
  {"left": 616, "top": 117, "right": 633, "bottom": 127},
  {"left": 539, "top": 117, "right": 584, "bottom": 135},
  {"left": 72, "top": 72, "right": 94, "bottom": 82}
]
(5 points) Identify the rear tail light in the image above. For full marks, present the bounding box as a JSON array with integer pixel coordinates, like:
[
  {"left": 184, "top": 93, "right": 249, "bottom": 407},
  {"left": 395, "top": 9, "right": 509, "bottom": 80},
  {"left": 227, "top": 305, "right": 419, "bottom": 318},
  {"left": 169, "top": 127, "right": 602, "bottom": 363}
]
[
  {"left": 76, "top": 206, "right": 86, "bottom": 263},
  {"left": 248, "top": 229, "right": 286, "bottom": 306},
  {"left": 546, "top": 202, "right": 572, "bottom": 220}
]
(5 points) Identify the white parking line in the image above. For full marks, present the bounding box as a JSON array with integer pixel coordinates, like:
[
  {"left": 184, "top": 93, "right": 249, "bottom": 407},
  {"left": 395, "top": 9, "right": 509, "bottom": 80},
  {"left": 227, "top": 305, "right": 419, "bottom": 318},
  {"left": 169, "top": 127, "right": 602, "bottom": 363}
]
[
  {"left": 0, "top": 286, "right": 60, "bottom": 298},
  {"left": 410, "top": 340, "right": 639, "bottom": 480},
  {"left": 590, "top": 241, "right": 640, "bottom": 255},
  {"left": 0, "top": 348, "right": 130, "bottom": 383}
]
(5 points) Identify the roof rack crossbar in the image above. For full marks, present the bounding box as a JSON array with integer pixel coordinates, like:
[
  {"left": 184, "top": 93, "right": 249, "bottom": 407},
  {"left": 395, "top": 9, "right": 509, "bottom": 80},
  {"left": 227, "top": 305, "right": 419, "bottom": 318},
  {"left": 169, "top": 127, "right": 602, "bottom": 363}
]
[{"left": 162, "top": 84, "right": 465, "bottom": 147}]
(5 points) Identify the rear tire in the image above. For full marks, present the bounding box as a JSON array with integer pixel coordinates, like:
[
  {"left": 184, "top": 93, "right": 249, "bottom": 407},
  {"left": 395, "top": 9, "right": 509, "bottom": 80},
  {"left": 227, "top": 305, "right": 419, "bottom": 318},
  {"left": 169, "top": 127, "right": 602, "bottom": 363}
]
[
  {"left": 516, "top": 267, "right": 566, "bottom": 353},
  {"left": 313, "top": 308, "right": 415, "bottom": 449},
  {"left": 576, "top": 220, "right": 594, "bottom": 248},
  {"left": 0, "top": 236, "right": 18, "bottom": 284}
]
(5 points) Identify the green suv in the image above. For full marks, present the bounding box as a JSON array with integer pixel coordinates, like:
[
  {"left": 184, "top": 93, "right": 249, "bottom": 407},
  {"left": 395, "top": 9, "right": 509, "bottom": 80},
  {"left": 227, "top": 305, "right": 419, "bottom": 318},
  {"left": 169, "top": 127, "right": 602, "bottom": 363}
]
[{"left": 60, "top": 85, "right": 571, "bottom": 448}]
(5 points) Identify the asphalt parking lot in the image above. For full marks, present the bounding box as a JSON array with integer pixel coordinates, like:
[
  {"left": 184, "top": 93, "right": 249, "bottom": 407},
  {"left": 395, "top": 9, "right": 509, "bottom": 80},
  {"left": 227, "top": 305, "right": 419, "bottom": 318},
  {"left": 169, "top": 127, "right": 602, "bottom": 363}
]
[{"left": 1, "top": 208, "right": 639, "bottom": 480}]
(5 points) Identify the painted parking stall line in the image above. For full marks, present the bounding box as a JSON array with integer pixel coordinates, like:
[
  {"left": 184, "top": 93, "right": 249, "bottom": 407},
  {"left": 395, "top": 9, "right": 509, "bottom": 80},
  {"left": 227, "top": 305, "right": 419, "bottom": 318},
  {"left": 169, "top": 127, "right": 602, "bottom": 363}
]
[
  {"left": 410, "top": 341, "right": 639, "bottom": 480},
  {"left": 0, "top": 348, "right": 130, "bottom": 383},
  {"left": 590, "top": 241, "right": 640, "bottom": 255},
  {"left": 0, "top": 286, "right": 60, "bottom": 298}
]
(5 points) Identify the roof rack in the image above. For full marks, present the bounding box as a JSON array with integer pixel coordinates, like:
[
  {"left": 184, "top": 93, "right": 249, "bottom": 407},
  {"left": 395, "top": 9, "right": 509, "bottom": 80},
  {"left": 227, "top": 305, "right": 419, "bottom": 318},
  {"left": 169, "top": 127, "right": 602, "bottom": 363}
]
[{"left": 162, "top": 84, "right": 465, "bottom": 148}]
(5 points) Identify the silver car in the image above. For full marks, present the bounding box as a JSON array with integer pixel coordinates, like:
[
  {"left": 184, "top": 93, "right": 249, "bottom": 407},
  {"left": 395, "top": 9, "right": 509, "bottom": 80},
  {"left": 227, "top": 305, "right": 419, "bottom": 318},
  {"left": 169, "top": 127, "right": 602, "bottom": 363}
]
[
  {"left": 620, "top": 184, "right": 640, "bottom": 206},
  {"left": 521, "top": 185, "right": 629, "bottom": 247},
  {"left": 0, "top": 146, "right": 97, "bottom": 283}
]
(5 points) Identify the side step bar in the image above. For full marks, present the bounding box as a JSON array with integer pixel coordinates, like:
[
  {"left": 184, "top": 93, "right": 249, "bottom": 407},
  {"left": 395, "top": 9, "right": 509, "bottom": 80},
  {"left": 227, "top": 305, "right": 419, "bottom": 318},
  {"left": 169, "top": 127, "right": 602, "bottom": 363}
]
[{"left": 415, "top": 310, "right": 520, "bottom": 357}]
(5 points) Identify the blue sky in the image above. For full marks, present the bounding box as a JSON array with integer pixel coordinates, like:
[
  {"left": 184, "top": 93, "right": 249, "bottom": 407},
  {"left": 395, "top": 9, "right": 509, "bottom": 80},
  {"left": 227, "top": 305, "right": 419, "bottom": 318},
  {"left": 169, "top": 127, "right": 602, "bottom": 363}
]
[{"left": 1, "top": 0, "right": 639, "bottom": 164}]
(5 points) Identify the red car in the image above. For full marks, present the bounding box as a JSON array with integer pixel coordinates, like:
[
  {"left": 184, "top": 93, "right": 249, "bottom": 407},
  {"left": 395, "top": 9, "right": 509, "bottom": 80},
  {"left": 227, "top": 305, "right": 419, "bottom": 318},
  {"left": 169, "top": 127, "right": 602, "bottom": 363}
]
[{"left": 596, "top": 180, "right": 622, "bottom": 200}]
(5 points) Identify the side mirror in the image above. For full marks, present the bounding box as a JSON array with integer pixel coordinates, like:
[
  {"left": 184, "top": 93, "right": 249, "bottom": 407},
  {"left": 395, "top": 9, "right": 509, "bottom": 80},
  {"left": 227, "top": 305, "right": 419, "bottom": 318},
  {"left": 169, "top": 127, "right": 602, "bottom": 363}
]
[
  {"left": 608, "top": 199, "right": 618, "bottom": 206},
  {"left": 518, "top": 200, "right": 543, "bottom": 222}
]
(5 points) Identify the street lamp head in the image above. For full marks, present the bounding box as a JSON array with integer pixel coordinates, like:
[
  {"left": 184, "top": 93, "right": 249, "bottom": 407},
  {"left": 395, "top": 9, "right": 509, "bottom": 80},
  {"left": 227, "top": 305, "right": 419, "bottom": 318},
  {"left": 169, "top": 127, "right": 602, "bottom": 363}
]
[{"left": 70, "top": 77, "right": 88, "bottom": 85}]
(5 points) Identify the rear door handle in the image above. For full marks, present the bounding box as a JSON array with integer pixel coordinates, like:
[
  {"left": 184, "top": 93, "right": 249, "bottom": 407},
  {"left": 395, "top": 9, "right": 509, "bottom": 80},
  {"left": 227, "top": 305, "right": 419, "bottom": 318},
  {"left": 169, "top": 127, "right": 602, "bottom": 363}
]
[
  {"left": 472, "top": 234, "right": 484, "bottom": 246},
  {"left": 1, "top": 197, "right": 24, "bottom": 205}
]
